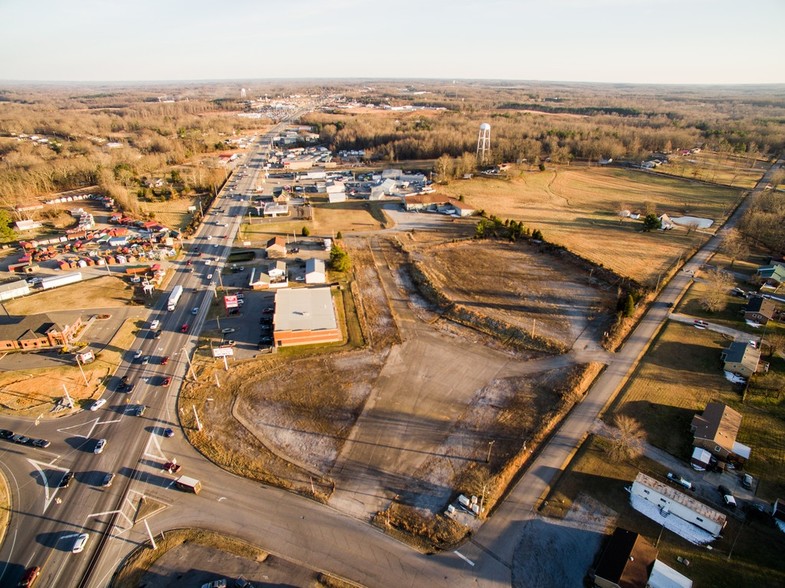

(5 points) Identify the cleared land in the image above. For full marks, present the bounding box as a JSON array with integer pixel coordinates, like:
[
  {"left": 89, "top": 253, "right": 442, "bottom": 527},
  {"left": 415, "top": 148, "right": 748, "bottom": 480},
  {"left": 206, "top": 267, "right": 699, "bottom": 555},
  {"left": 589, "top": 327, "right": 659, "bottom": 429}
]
[
  {"left": 139, "top": 193, "right": 203, "bottom": 231},
  {"left": 655, "top": 151, "right": 769, "bottom": 189},
  {"left": 610, "top": 321, "right": 785, "bottom": 499},
  {"left": 4, "top": 275, "right": 135, "bottom": 314},
  {"left": 439, "top": 167, "right": 744, "bottom": 285},
  {"left": 421, "top": 239, "right": 616, "bottom": 349}
]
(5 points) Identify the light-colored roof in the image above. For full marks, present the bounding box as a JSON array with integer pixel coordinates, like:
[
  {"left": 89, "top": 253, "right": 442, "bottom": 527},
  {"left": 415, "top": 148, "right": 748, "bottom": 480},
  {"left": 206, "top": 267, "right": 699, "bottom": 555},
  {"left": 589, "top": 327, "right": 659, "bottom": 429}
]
[
  {"left": 305, "top": 258, "right": 325, "bottom": 274},
  {"left": 0, "top": 280, "right": 30, "bottom": 294},
  {"left": 634, "top": 472, "right": 726, "bottom": 528},
  {"left": 648, "top": 559, "right": 693, "bottom": 588},
  {"left": 274, "top": 287, "right": 336, "bottom": 332}
]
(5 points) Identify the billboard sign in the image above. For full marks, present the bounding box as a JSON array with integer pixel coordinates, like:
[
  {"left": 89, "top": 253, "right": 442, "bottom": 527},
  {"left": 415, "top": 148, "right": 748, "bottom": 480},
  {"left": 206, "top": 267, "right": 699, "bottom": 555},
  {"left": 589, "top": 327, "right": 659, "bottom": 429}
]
[
  {"left": 212, "top": 347, "right": 234, "bottom": 358},
  {"left": 224, "top": 295, "right": 239, "bottom": 309}
]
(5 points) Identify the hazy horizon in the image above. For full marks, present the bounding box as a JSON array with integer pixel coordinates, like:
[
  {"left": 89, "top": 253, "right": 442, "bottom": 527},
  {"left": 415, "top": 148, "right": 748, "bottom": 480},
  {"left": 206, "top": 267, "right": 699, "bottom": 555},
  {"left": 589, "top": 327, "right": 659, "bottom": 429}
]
[{"left": 2, "top": 0, "right": 784, "bottom": 85}]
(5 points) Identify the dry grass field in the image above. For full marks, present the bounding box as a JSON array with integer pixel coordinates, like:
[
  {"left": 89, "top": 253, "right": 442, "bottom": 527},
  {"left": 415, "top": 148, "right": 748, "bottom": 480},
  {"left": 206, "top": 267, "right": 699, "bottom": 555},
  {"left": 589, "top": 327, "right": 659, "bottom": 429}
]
[
  {"left": 311, "top": 197, "right": 389, "bottom": 235},
  {"left": 611, "top": 321, "right": 785, "bottom": 499},
  {"left": 439, "top": 167, "right": 743, "bottom": 285},
  {"left": 422, "top": 239, "right": 616, "bottom": 349},
  {"left": 657, "top": 151, "right": 768, "bottom": 189},
  {"left": 0, "top": 317, "right": 138, "bottom": 414},
  {"left": 139, "top": 194, "right": 202, "bottom": 231},
  {"left": 4, "top": 275, "right": 134, "bottom": 314}
]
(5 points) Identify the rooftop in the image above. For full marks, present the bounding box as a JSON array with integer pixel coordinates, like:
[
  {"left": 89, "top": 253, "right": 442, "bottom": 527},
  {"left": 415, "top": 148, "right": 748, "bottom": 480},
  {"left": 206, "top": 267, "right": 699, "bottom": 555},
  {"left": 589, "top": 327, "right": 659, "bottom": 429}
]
[
  {"left": 634, "top": 472, "right": 727, "bottom": 528},
  {"left": 274, "top": 287, "right": 337, "bottom": 333}
]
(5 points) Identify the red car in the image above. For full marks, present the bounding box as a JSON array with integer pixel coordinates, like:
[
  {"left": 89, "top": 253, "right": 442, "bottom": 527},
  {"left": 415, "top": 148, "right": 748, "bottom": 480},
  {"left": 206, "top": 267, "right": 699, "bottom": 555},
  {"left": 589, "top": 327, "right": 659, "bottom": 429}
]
[
  {"left": 18, "top": 566, "right": 41, "bottom": 587},
  {"left": 161, "top": 356, "right": 169, "bottom": 365},
  {"left": 181, "top": 323, "right": 189, "bottom": 333},
  {"left": 163, "top": 461, "right": 181, "bottom": 474},
  {"left": 162, "top": 377, "right": 171, "bottom": 386}
]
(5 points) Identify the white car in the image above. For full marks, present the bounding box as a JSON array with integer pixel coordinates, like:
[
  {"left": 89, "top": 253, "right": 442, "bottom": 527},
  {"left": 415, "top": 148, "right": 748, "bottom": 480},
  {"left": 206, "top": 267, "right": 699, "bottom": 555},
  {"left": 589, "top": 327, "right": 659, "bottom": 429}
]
[
  {"left": 191, "top": 307, "right": 199, "bottom": 315},
  {"left": 207, "top": 274, "right": 213, "bottom": 280},
  {"left": 94, "top": 438, "right": 107, "bottom": 454},
  {"left": 206, "top": 235, "right": 212, "bottom": 240},
  {"left": 72, "top": 532, "right": 90, "bottom": 553},
  {"left": 133, "top": 349, "right": 143, "bottom": 359},
  {"left": 150, "top": 320, "right": 160, "bottom": 330},
  {"left": 221, "top": 328, "right": 236, "bottom": 334},
  {"left": 90, "top": 399, "right": 107, "bottom": 412}
]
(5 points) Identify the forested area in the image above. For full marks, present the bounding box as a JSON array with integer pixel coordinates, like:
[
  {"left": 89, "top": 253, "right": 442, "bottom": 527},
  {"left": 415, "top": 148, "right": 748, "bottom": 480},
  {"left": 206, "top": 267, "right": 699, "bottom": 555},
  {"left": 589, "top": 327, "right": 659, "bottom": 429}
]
[
  {"left": 0, "top": 86, "right": 263, "bottom": 211},
  {"left": 305, "top": 82, "right": 785, "bottom": 166}
]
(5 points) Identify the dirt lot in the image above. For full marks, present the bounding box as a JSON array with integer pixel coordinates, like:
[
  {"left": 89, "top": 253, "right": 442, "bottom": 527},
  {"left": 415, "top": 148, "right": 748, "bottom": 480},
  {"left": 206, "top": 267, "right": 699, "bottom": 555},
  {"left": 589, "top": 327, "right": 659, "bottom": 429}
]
[
  {"left": 439, "top": 166, "right": 743, "bottom": 285},
  {"left": 139, "top": 193, "right": 203, "bottom": 232},
  {"left": 4, "top": 275, "right": 135, "bottom": 314},
  {"left": 418, "top": 239, "right": 617, "bottom": 350}
]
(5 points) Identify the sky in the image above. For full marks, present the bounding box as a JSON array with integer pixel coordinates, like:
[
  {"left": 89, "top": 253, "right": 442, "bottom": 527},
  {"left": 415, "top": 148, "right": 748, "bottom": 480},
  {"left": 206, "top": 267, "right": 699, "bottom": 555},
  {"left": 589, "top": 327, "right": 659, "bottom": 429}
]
[{"left": 1, "top": 0, "right": 783, "bottom": 85}]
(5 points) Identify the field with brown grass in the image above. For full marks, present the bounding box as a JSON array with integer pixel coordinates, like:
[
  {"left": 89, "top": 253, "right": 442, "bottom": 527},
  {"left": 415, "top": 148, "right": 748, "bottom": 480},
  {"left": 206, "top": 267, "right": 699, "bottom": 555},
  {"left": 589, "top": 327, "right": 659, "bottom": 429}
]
[
  {"left": 439, "top": 167, "right": 744, "bottom": 285},
  {"left": 656, "top": 151, "right": 768, "bottom": 189},
  {"left": 421, "top": 239, "right": 616, "bottom": 349},
  {"left": 4, "top": 275, "right": 135, "bottom": 314},
  {"left": 139, "top": 193, "right": 203, "bottom": 231}
]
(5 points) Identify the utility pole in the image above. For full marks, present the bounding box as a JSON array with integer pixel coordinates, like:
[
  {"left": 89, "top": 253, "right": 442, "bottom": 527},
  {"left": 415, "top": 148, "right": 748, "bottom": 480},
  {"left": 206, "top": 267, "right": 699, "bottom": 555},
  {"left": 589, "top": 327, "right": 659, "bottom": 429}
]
[
  {"left": 61, "top": 383, "right": 74, "bottom": 409},
  {"left": 486, "top": 440, "right": 495, "bottom": 464},
  {"left": 192, "top": 404, "right": 202, "bottom": 432},
  {"left": 75, "top": 355, "right": 89, "bottom": 386},
  {"left": 214, "top": 371, "right": 221, "bottom": 388},
  {"left": 181, "top": 346, "right": 198, "bottom": 382}
]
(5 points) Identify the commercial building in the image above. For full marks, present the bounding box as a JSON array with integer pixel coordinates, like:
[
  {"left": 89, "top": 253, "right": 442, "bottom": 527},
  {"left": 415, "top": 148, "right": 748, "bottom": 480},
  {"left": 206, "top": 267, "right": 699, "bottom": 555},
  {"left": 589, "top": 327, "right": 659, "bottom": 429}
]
[
  {"left": 273, "top": 287, "right": 341, "bottom": 347},
  {"left": 0, "top": 313, "right": 82, "bottom": 351}
]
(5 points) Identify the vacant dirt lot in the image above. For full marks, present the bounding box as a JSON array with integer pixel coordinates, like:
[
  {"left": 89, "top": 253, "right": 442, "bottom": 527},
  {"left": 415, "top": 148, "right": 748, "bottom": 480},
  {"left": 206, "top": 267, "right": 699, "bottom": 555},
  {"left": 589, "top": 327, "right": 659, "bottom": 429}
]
[
  {"left": 4, "top": 275, "right": 135, "bottom": 314},
  {"left": 439, "top": 167, "right": 743, "bottom": 284},
  {"left": 418, "top": 239, "right": 616, "bottom": 350}
]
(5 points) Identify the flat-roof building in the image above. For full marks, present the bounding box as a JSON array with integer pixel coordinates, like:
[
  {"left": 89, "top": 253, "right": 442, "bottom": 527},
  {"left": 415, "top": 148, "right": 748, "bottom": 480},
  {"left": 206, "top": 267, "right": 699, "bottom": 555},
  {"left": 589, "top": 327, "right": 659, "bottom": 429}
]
[{"left": 273, "top": 287, "right": 341, "bottom": 347}]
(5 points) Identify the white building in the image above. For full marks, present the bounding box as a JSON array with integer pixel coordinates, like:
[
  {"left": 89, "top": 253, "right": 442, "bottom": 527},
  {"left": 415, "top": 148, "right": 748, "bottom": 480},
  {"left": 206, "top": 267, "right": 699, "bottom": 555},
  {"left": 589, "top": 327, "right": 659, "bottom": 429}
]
[
  {"left": 0, "top": 279, "right": 31, "bottom": 302},
  {"left": 305, "top": 258, "right": 326, "bottom": 284},
  {"left": 328, "top": 192, "right": 347, "bottom": 204},
  {"left": 631, "top": 472, "right": 726, "bottom": 537}
]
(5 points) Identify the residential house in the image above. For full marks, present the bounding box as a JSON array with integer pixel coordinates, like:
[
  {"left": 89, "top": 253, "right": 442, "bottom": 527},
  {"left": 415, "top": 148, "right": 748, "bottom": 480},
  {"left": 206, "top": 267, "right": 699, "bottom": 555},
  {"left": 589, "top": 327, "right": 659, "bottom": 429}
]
[
  {"left": 658, "top": 213, "right": 674, "bottom": 230},
  {"left": 268, "top": 260, "right": 287, "bottom": 280},
  {"left": 305, "top": 258, "right": 326, "bottom": 284},
  {"left": 403, "top": 194, "right": 476, "bottom": 217},
  {"left": 631, "top": 472, "right": 726, "bottom": 537},
  {"left": 744, "top": 296, "right": 777, "bottom": 325},
  {"left": 721, "top": 341, "right": 760, "bottom": 379},
  {"left": 593, "top": 528, "right": 657, "bottom": 588},
  {"left": 690, "top": 401, "right": 751, "bottom": 465},
  {"left": 754, "top": 263, "right": 785, "bottom": 292},
  {"left": 265, "top": 237, "right": 287, "bottom": 259}
]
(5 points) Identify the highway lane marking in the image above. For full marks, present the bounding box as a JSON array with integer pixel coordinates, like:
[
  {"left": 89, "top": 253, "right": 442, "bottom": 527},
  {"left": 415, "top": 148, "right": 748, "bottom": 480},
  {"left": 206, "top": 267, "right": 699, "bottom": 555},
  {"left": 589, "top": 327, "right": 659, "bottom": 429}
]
[
  {"left": 27, "top": 458, "right": 68, "bottom": 513},
  {"left": 454, "top": 550, "right": 475, "bottom": 566},
  {"left": 88, "top": 508, "right": 133, "bottom": 528}
]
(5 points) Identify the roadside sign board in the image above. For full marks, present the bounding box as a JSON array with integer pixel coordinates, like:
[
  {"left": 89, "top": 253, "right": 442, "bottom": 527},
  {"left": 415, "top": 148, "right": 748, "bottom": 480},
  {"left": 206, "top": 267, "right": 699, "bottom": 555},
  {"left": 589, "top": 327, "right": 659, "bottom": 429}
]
[
  {"left": 212, "top": 347, "right": 234, "bottom": 358},
  {"left": 224, "top": 295, "right": 239, "bottom": 309}
]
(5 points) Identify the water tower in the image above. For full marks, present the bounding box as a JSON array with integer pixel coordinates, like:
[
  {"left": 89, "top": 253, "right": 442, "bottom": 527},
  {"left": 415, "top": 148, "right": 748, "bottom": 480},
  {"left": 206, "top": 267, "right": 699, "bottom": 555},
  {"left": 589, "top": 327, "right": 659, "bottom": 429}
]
[
  {"left": 477, "top": 123, "right": 491, "bottom": 164},
  {"left": 240, "top": 88, "right": 247, "bottom": 99}
]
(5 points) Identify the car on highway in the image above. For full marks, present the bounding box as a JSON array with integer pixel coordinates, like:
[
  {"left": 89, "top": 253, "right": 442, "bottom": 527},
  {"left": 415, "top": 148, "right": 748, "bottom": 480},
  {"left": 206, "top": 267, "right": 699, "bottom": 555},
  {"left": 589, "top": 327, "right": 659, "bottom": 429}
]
[
  {"left": 94, "top": 438, "right": 107, "bottom": 454},
  {"left": 72, "top": 532, "right": 90, "bottom": 553},
  {"left": 101, "top": 472, "right": 115, "bottom": 487},
  {"left": 59, "top": 472, "right": 74, "bottom": 488},
  {"left": 32, "top": 438, "right": 51, "bottom": 448},
  {"left": 154, "top": 329, "right": 162, "bottom": 339},
  {"left": 130, "top": 404, "right": 146, "bottom": 417},
  {"left": 133, "top": 349, "right": 143, "bottom": 359},
  {"left": 89, "top": 398, "right": 107, "bottom": 412},
  {"left": 124, "top": 381, "right": 136, "bottom": 393},
  {"left": 181, "top": 323, "right": 189, "bottom": 333},
  {"left": 191, "top": 306, "right": 199, "bottom": 315},
  {"left": 163, "top": 427, "right": 175, "bottom": 438},
  {"left": 164, "top": 461, "right": 181, "bottom": 474},
  {"left": 142, "top": 355, "right": 150, "bottom": 365},
  {"left": 719, "top": 485, "right": 737, "bottom": 508},
  {"left": 161, "top": 356, "right": 169, "bottom": 365},
  {"left": 207, "top": 273, "right": 213, "bottom": 280},
  {"left": 0, "top": 429, "right": 13, "bottom": 439},
  {"left": 162, "top": 377, "right": 171, "bottom": 387},
  {"left": 18, "top": 565, "right": 41, "bottom": 587},
  {"left": 666, "top": 472, "right": 692, "bottom": 490},
  {"left": 186, "top": 260, "right": 192, "bottom": 266},
  {"left": 221, "top": 328, "right": 236, "bottom": 334},
  {"left": 150, "top": 320, "right": 160, "bottom": 330}
]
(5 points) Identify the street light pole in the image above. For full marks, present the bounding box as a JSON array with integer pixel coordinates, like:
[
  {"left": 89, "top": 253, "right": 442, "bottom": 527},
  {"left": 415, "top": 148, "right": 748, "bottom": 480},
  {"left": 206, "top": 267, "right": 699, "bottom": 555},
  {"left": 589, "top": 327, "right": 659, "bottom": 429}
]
[
  {"left": 180, "top": 346, "right": 198, "bottom": 382},
  {"left": 486, "top": 440, "right": 495, "bottom": 464},
  {"left": 75, "top": 355, "right": 89, "bottom": 386}
]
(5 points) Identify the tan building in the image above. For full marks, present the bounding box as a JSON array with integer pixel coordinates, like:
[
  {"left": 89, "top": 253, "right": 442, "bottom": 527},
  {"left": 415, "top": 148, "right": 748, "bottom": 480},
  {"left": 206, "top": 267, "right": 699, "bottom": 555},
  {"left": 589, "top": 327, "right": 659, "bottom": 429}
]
[
  {"left": 265, "top": 236, "right": 287, "bottom": 258},
  {"left": 272, "top": 287, "right": 341, "bottom": 348},
  {"left": 690, "top": 401, "right": 750, "bottom": 464},
  {"left": 0, "top": 313, "right": 82, "bottom": 351},
  {"left": 721, "top": 341, "right": 760, "bottom": 378},
  {"left": 593, "top": 528, "right": 657, "bottom": 588}
]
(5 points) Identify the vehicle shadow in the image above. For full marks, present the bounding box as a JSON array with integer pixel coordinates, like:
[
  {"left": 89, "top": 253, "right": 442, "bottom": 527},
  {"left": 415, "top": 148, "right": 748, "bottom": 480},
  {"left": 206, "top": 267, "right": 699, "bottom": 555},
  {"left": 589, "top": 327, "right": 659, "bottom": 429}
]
[
  {"left": 118, "top": 466, "right": 175, "bottom": 489},
  {"left": 64, "top": 436, "right": 93, "bottom": 452},
  {"left": 29, "top": 468, "right": 69, "bottom": 488},
  {"left": 35, "top": 529, "right": 81, "bottom": 551}
]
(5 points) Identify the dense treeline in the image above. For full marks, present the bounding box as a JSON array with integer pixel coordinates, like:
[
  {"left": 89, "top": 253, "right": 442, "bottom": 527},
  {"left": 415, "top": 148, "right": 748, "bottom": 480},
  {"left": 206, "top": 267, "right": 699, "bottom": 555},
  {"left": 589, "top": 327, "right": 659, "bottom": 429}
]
[
  {"left": 0, "top": 86, "right": 267, "bottom": 209},
  {"left": 739, "top": 170, "right": 785, "bottom": 253},
  {"left": 305, "top": 82, "right": 785, "bottom": 165}
]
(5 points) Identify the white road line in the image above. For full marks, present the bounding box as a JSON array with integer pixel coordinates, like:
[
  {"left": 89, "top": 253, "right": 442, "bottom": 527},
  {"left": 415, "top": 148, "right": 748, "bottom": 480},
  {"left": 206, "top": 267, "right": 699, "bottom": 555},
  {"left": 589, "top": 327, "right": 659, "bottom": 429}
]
[
  {"left": 27, "top": 458, "right": 68, "bottom": 513},
  {"left": 454, "top": 550, "right": 475, "bottom": 567}
]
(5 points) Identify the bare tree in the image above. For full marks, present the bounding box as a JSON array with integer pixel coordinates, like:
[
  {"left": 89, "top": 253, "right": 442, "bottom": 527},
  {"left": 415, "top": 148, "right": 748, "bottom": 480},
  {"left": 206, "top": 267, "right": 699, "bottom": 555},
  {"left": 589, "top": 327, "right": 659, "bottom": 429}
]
[
  {"left": 607, "top": 415, "right": 646, "bottom": 463},
  {"left": 720, "top": 228, "right": 749, "bottom": 268},
  {"left": 699, "top": 269, "right": 735, "bottom": 312}
]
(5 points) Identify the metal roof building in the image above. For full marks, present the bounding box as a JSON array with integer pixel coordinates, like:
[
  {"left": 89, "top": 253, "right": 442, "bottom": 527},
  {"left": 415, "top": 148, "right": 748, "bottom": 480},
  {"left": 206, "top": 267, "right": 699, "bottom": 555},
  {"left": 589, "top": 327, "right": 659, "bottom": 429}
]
[{"left": 273, "top": 287, "right": 341, "bottom": 347}]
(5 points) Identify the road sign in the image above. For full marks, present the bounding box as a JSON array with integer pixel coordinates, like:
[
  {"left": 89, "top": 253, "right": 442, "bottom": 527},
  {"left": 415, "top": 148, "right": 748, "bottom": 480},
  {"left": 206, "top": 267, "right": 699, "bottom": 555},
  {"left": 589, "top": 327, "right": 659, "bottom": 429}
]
[
  {"left": 224, "top": 295, "right": 239, "bottom": 309},
  {"left": 212, "top": 347, "right": 234, "bottom": 358}
]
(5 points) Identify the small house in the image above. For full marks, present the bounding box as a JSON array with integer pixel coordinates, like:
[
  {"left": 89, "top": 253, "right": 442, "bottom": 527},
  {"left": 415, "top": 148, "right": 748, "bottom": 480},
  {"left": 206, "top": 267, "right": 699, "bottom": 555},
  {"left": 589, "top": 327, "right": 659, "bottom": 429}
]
[
  {"left": 754, "top": 263, "right": 785, "bottom": 291},
  {"left": 721, "top": 341, "right": 760, "bottom": 379},
  {"left": 593, "top": 528, "right": 657, "bottom": 588},
  {"left": 265, "top": 237, "right": 287, "bottom": 259},
  {"left": 305, "top": 258, "right": 326, "bottom": 284},
  {"left": 744, "top": 296, "right": 776, "bottom": 325},
  {"left": 690, "top": 401, "right": 751, "bottom": 465}
]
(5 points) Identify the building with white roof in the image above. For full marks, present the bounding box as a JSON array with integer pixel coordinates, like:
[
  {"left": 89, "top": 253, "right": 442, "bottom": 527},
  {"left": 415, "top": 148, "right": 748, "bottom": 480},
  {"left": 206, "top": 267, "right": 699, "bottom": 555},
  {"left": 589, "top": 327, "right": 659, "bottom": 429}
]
[{"left": 273, "top": 287, "right": 341, "bottom": 347}]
